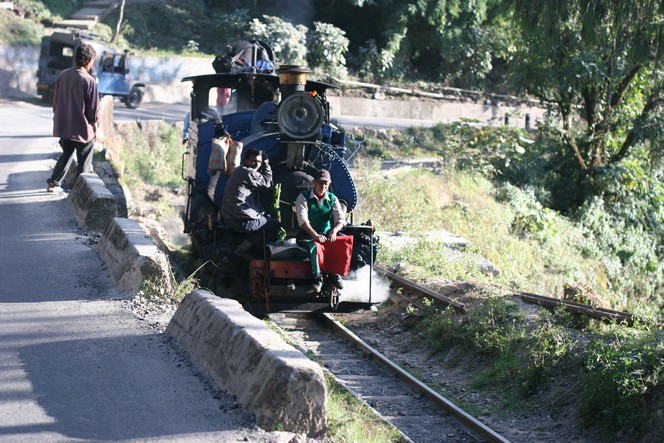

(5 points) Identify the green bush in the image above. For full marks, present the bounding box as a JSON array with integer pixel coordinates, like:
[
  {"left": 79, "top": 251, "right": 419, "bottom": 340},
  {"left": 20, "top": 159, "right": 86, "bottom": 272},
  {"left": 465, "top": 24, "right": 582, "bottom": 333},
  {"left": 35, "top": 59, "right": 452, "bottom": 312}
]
[
  {"left": 15, "top": 0, "right": 81, "bottom": 24},
  {"left": 0, "top": 8, "right": 42, "bottom": 45},
  {"left": 418, "top": 295, "right": 580, "bottom": 399},
  {"left": 205, "top": 9, "right": 252, "bottom": 52},
  {"left": 495, "top": 183, "right": 559, "bottom": 243},
  {"left": 575, "top": 196, "right": 664, "bottom": 310},
  {"left": 307, "top": 21, "right": 349, "bottom": 79},
  {"left": 523, "top": 310, "right": 580, "bottom": 389},
  {"left": 248, "top": 15, "right": 308, "bottom": 65},
  {"left": 581, "top": 326, "right": 664, "bottom": 440},
  {"left": 420, "top": 295, "right": 525, "bottom": 357},
  {"left": 102, "top": 0, "right": 211, "bottom": 54}
]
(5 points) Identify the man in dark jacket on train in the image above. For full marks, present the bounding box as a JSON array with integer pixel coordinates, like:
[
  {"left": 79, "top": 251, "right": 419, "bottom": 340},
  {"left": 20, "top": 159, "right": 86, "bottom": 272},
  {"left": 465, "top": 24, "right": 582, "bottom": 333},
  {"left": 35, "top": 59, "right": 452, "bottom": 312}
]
[{"left": 220, "top": 149, "right": 281, "bottom": 259}]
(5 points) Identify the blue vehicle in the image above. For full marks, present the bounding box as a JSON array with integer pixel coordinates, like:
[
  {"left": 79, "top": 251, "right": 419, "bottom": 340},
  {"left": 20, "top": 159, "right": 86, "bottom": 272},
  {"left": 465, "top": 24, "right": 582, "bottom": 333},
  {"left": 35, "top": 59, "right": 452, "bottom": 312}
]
[
  {"left": 182, "top": 41, "right": 378, "bottom": 313},
  {"left": 36, "top": 31, "right": 145, "bottom": 108}
]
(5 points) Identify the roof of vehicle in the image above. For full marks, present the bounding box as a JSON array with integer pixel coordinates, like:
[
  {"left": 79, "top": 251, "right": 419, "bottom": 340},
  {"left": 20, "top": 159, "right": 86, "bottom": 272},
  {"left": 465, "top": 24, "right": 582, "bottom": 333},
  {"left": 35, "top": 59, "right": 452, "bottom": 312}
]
[{"left": 181, "top": 72, "right": 339, "bottom": 94}]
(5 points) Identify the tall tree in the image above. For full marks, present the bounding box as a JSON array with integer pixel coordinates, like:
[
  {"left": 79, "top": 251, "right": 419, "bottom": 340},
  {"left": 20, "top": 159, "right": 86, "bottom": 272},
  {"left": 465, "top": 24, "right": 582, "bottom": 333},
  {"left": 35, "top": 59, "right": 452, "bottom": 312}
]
[
  {"left": 110, "top": 0, "right": 126, "bottom": 44},
  {"left": 509, "top": 0, "right": 664, "bottom": 175},
  {"left": 320, "top": 0, "right": 510, "bottom": 87}
]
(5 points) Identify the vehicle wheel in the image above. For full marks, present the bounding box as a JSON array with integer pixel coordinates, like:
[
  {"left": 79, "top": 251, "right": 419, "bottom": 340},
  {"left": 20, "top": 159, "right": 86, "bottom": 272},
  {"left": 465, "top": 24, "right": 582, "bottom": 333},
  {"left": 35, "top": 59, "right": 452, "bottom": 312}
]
[{"left": 124, "top": 87, "right": 143, "bottom": 109}]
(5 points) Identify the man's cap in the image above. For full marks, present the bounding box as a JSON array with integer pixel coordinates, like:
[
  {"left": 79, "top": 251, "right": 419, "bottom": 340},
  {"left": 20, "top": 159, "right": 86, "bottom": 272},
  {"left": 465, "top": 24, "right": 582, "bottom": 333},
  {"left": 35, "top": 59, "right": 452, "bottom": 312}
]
[{"left": 315, "top": 169, "right": 331, "bottom": 182}]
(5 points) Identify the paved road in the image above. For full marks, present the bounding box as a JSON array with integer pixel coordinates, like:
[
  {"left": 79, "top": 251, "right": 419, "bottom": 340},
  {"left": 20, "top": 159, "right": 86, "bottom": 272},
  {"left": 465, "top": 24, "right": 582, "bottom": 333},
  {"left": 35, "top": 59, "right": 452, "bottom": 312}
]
[
  {"left": 0, "top": 100, "right": 286, "bottom": 442},
  {"left": 112, "top": 100, "right": 436, "bottom": 129}
]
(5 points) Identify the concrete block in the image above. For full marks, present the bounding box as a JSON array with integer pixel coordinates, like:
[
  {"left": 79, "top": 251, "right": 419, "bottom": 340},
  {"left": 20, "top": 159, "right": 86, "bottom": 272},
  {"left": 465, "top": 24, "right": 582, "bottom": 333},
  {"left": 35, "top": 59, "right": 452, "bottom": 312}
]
[
  {"left": 68, "top": 172, "right": 117, "bottom": 232},
  {"left": 98, "top": 95, "right": 114, "bottom": 141},
  {"left": 166, "top": 290, "right": 327, "bottom": 435},
  {"left": 97, "top": 217, "right": 172, "bottom": 293},
  {"left": 71, "top": 8, "right": 105, "bottom": 20},
  {"left": 52, "top": 19, "right": 96, "bottom": 30},
  {"left": 94, "top": 162, "right": 128, "bottom": 217}
]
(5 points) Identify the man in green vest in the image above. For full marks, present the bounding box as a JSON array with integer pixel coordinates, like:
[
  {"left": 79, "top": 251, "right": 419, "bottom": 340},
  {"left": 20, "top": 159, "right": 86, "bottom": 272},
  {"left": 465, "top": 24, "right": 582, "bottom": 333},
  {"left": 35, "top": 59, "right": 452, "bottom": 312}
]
[{"left": 295, "top": 169, "right": 349, "bottom": 292}]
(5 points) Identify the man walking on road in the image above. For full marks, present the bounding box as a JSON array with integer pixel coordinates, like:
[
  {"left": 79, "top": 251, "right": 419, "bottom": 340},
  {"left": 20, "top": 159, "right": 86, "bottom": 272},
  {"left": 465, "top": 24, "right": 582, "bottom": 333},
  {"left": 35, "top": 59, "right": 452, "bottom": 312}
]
[{"left": 47, "top": 43, "right": 100, "bottom": 192}]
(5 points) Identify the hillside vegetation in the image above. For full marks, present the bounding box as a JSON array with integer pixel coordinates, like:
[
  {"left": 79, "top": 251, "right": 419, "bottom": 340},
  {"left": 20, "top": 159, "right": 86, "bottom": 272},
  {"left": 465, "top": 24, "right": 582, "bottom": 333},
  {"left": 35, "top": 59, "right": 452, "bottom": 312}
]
[
  {"left": 4, "top": 1, "right": 663, "bottom": 441},
  {"left": 106, "top": 120, "right": 664, "bottom": 443}
]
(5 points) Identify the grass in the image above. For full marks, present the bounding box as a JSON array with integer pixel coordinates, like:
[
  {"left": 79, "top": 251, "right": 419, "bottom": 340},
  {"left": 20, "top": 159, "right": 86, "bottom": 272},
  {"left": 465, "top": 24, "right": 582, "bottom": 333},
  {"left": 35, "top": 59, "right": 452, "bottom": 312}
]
[
  {"left": 326, "top": 375, "right": 404, "bottom": 443},
  {"left": 352, "top": 164, "right": 604, "bottom": 302},
  {"left": 0, "top": 8, "right": 42, "bottom": 45},
  {"left": 111, "top": 121, "right": 183, "bottom": 189},
  {"left": 138, "top": 262, "right": 201, "bottom": 305}
]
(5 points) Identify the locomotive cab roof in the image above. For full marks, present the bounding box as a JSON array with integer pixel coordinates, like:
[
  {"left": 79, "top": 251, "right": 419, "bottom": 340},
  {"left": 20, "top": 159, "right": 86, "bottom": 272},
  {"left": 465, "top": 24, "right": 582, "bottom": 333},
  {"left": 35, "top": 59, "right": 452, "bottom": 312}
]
[{"left": 182, "top": 72, "right": 338, "bottom": 118}]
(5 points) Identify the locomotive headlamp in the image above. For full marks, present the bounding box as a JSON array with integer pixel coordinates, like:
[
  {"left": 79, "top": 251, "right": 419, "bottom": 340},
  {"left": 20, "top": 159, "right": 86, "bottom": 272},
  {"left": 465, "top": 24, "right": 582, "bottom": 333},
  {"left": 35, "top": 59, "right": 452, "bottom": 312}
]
[{"left": 276, "top": 91, "right": 325, "bottom": 140}]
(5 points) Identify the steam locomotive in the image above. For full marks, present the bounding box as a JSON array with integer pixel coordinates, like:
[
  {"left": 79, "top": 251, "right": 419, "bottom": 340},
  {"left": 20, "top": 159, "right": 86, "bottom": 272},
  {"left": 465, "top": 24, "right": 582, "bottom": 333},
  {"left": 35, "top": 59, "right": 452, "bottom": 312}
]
[{"left": 181, "top": 41, "right": 378, "bottom": 313}]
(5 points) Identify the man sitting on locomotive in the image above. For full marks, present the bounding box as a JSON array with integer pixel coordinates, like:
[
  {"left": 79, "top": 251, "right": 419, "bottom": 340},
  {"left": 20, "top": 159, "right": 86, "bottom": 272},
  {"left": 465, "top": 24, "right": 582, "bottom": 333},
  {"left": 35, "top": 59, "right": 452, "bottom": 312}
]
[
  {"left": 220, "top": 148, "right": 281, "bottom": 259},
  {"left": 295, "top": 169, "right": 353, "bottom": 292}
]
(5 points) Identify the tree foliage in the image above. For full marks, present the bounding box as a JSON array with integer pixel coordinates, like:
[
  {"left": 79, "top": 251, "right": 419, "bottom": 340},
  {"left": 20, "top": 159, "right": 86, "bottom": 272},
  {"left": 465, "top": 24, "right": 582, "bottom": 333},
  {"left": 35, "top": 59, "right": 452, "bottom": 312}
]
[
  {"left": 247, "top": 15, "right": 308, "bottom": 65},
  {"left": 508, "top": 0, "right": 664, "bottom": 176},
  {"left": 307, "top": 21, "right": 349, "bottom": 79},
  {"left": 322, "top": 0, "right": 512, "bottom": 87}
]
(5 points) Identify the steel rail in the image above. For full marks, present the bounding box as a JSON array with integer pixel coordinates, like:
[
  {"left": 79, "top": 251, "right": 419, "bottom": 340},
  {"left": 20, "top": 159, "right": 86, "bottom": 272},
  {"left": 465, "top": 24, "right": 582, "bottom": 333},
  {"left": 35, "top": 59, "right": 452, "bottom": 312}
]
[
  {"left": 374, "top": 265, "right": 467, "bottom": 313},
  {"left": 377, "top": 264, "right": 660, "bottom": 328},
  {"left": 321, "top": 312, "right": 511, "bottom": 443},
  {"left": 517, "top": 291, "right": 642, "bottom": 326}
]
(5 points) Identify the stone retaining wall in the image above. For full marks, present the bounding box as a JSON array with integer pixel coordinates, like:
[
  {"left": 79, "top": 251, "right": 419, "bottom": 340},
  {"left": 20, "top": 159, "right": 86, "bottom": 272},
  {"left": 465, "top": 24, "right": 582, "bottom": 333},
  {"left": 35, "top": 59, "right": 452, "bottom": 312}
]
[
  {"left": 96, "top": 217, "right": 172, "bottom": 293},
  {"left": 166, "top": 290, "right": 327, "bottom": 435},
  {"left": 67, "top": 172, "right": 117, "bottom": 232}
]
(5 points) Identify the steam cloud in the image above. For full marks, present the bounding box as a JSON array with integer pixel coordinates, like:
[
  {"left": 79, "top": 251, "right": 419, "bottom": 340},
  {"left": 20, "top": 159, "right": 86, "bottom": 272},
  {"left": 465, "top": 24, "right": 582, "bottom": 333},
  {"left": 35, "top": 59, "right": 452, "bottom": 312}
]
[{"left": 339, "top": 266, "right": 391, "bottom": 304}]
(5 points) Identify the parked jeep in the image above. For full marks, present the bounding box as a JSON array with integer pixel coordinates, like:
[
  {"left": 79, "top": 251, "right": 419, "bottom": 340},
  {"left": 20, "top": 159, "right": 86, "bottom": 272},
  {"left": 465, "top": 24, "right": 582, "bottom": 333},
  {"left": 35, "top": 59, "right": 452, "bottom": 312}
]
[{"left": 36, "top": 31, "right": 145, "bottom": 109}]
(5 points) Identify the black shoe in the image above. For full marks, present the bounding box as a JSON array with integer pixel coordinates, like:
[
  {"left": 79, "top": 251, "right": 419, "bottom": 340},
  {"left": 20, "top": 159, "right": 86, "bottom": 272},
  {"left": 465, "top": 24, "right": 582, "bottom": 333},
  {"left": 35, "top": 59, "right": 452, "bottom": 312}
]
[{"left": 329, "top": 274, "right": 344, "bottom": 290}]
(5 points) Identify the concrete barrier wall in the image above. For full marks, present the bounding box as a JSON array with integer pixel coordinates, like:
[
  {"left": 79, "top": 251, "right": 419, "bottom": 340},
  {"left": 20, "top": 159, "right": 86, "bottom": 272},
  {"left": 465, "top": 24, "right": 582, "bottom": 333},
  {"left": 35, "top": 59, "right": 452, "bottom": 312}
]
[
  {"left": 63, "top": 152, "right": 328, "bottom": 436},
  {"left": 166, "top": 290, "right": 327, "bottom": 435},
  {"left": 67, "top": 172, "right": 118, "bottom": 232},
  {"left": 328, "top": 95, "right": 547, "bottom": 129},
  {"left": 96, "top": 217, "right": 172, "bottom": 293},
  {"left": 64, "top": 169, "right": 329, "bottom": 436}
]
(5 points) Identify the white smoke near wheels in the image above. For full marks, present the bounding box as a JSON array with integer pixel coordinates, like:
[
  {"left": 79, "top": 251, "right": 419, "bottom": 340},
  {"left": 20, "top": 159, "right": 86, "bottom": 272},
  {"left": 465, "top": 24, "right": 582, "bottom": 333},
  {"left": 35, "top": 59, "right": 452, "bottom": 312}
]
[{"left": 339, "top": 266, "right": 391, "bottom": 304}]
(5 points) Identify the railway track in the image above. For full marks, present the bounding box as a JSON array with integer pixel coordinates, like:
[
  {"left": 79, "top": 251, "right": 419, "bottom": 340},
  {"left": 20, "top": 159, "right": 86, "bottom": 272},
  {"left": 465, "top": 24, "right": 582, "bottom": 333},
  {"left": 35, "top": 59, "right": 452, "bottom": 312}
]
[
  {"left": 269, "top": 312, "right": 511, "bottom": 443},
  {"left": 374, "top": 265, "right": 655, "bottom": 327}
]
